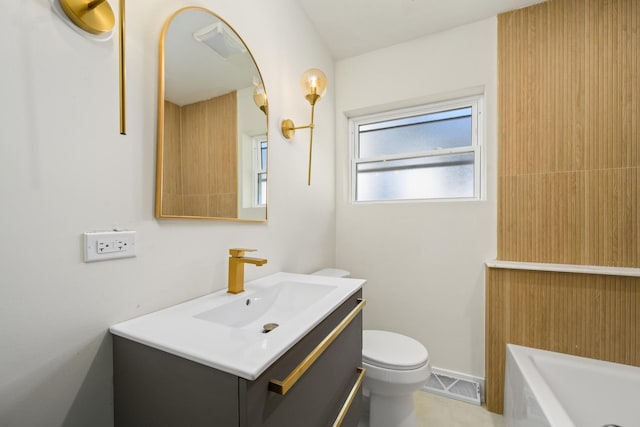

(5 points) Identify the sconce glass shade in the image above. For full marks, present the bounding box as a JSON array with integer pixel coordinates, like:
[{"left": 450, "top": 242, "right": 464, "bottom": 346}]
[
  {"left": 253, "top": 83, "right": 268, "bottom": 114},
  {"left": 300, "top": 68, "right": 327, "bottom": 105}
]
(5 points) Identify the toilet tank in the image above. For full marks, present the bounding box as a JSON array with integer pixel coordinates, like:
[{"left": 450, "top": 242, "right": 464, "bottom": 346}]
[{"left": 311, "top": 268, "right": 351, "bottom": 278}]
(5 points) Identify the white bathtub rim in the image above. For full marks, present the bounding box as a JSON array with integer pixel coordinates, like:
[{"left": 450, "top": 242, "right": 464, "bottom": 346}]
[{"left": 506, "top": 344, "right": 576, "bottom": 427}]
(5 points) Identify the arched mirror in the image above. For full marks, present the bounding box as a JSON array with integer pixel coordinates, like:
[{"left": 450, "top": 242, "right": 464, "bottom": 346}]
[{"left": 155, "top": 7, "right": 268, "bottom": 221}]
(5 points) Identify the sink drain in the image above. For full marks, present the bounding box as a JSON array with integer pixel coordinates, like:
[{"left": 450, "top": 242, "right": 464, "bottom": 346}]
[{"left": 262, "top": 323, "right": 278, "bottom": 333}]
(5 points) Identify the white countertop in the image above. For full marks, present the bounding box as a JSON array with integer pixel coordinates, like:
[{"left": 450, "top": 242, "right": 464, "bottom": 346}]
[{"left": 109, "top": 272, "right": 365, "bottom": 380}]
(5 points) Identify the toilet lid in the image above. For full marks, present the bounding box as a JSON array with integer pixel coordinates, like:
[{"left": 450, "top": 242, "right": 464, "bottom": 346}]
[{"left": 362, "top": 330, "right": 429, "bottom": 371}]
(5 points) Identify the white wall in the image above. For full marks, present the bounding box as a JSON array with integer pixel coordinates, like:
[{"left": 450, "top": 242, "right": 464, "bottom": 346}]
[
  {"left": 335, "top": 18, "right": 498, "bottom": 378},
  {"left": 0, "top": 0, "right": 335, "bottom": 425}
]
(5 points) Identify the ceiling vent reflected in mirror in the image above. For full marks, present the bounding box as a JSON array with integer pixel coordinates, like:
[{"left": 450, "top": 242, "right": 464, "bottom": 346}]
[{"left": 193, "top": 22, "right": 247, "bottom": 59}]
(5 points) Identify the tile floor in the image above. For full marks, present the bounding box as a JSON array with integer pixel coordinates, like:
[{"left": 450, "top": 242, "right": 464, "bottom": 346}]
[
  {"left": 359, "top": 390, "right": 505, "bottom": 427},
  {"left": 415, "top": 391, "right": 505, "bottom": 427}
]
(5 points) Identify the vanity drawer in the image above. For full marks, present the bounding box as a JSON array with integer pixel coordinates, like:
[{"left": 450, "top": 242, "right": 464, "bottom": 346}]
[{"left": 240, "top": 290, "right": 363, "bottom": 427}]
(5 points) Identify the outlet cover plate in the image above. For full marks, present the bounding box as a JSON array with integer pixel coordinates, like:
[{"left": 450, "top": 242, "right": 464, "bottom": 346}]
[{"left": 84, "top": 230, "right": 136, "bottom": 262}]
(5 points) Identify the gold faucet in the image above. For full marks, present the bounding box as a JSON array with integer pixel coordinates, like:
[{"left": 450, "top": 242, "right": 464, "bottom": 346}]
[{"left": 227, "top": 248, "right": 268, "bottom": 294}]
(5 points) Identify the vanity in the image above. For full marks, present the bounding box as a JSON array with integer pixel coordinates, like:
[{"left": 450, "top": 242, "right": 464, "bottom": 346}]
[{"left": 110, "top": 272, "right": 366, "bottom": 427}]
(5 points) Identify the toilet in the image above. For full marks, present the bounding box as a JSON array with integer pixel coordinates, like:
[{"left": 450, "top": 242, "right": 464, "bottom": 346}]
[
  {"left": 361, "top": 330, "right": 430, "bottom": 427},
  {"left": 312, "top": 269, "right": 431, "bottom": 427}
]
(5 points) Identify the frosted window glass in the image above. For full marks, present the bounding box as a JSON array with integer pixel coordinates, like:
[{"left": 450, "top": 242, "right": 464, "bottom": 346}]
[
  {"left": 259, "top": 140, "right": 268, "bottom": 170},
  {"left": 254, "top": 137, "right": 267, "bottom": 206},
  {"left": 358, "top": 108, "right": 472, "bottom": 158},
  {"left": 350, "top": 96, "right": 481, "bottom": 202},
  {"left": 356, "top": 153, "right": 474, "bottom": 201},
  {"left": 257, "top": 172, "right": 267, "bottom": 205}
]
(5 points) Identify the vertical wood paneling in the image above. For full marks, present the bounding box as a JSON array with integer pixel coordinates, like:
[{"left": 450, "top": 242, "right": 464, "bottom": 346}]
[
  {"left": 162, "top": 101, "right": 184, "bottom": 215},
  {"left": 490, "top": 0, "right": 640, "bottom": 414},
  {"left": 585, "top": 168, "right": 639, "bottom": 266},
  {"left": 181, "top": 101, "right": 209, "bottom": 196},
  {"left": 179, "top": 91, "right": 237, "bottom": 218},
  {"left": 497, "top": 0, "right": 639, "bottom": 266},
  {"left": 485, "top": 267, "right": 506, "bottom": 412},
  {"left": 206, "top": 91, "right": 237, "bottom": 218},
  {"left": 486, "top": 268, "right": 640, "bottom": 413}
]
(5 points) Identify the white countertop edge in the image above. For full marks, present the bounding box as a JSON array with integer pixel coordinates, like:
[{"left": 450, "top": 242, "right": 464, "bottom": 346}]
[
  {"left": 109, "top": 273, "right": 366, "bottom": 380},
  {"left": 110, "top": 330, "right": 274, "bottom": 380},
  {"left": 485, "top": 260, "right": 640, "bottom": 277}
]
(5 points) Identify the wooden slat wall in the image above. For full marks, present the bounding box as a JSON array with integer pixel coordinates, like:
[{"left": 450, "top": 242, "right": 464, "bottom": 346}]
[
  {"left": 498, "top": 0, "right": 639, "bottom": 265},
  {"left": 205, "top": 91, "right": 238, "bottom": 218},
  {"left": 486, "top": 268, "right": 640, "bottom": 413},
  {"left": 163, "top": 91, "right": 238, "bottom": 218},
  {"left": 161, "top": 100, "right": 184, "bottom": 215},
  {"left": 488, "top": 0, "right": 640, "bottom": 413}
]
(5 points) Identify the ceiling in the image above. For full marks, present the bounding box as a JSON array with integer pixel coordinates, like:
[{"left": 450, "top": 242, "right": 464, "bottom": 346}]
[
  {"left": 296, "top": 0, "right": 546, "bottom": 59},
  {"left": 164, "top": 9, "right": 260, "bottom": 106}
]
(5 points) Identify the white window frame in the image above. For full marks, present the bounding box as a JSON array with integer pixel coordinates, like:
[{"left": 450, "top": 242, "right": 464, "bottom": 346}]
[
  {"left": 349, "top": 95, "right": 483, "bottom": 203},
  {"left": 252, "top": 134, "right": 267, "bottom": 207}
]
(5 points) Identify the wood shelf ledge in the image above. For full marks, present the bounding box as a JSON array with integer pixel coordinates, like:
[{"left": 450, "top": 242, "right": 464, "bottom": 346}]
[{"left": 485, "top": 260, "right": 640, "bottom": 278}]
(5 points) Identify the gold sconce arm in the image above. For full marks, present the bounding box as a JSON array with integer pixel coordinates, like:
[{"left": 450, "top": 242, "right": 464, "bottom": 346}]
[
  {"left": 281, "top": 68, "right": 327, "bottom": 186},
  {"left": 118, "top": 0, "right": 126, "bottom": 135},
  {"left": 53, "top": 0, "right": 126, "bottom": 135},
  {"left": 281, "top": 103, "right": 317, "bottom": 185},
  {"left": 281, "top": 119, "right": 313, "bottom": 138}
]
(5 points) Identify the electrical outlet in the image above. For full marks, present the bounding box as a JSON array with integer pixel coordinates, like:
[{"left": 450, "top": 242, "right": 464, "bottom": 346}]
[{"left": 84, "top": 230, "right": 136, "bottom": 262}]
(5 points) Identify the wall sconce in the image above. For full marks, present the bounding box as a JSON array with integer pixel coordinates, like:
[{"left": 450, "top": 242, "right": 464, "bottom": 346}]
[
  {"left": 54, "top": 0, "right": 115, "bottom": 37},
  {"left": 281, "top": 68, "right": 327, "bottom": 186},
  {"left": 253, "top": 83, "right": 268, "bottom": 116},
  {"left": 51, "top": 0, "right": 127, "bottom": 135}
]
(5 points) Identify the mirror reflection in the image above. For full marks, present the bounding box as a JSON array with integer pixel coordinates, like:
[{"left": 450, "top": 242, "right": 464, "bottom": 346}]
[{"left": 156, "top": 7, "right": 268, "bottom": 221}]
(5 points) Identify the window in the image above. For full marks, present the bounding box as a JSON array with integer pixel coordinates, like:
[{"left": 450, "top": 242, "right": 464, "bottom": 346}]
[
  {"left": 350, "top": 96, "right": 482, "bottom": 202},
  {"left": 253, "top": 135, "right": 267, "bottom": 206}
]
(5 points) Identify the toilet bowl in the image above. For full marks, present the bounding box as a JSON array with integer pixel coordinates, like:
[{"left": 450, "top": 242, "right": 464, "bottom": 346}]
[
  {"left": 362, "top": 330, "right": 431, "bottom": 427},
  {"left": 311, "top": 268, "right": 431, "bottom": 427}
]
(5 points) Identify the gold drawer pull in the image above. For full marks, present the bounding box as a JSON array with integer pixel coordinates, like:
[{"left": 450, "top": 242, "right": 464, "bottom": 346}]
[
  {"left": 333, "top": 367, "right": 366, "bottom": 427},
  {"left": 269, "top": 298, "right": 366, "bottom": 395}
]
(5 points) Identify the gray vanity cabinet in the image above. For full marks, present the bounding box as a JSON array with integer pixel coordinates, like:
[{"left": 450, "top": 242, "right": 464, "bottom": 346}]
[{"left": 113, "top": 290, "right": 363, "bottom": 427}]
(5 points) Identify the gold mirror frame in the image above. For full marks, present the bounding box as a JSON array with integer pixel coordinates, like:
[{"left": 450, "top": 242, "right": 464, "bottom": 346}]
[{"left": 155, "top": 7, "right": 268, "bottom": 222}]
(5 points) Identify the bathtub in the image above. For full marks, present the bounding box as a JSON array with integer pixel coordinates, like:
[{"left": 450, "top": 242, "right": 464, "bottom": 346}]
[{"left": 504, "top": 344, "right": 640, "bottom": 427}]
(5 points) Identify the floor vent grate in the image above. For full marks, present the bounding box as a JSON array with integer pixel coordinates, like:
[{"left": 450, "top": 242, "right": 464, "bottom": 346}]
[{"left": 423, "top": 371, "right": 481, "bottom": 406}]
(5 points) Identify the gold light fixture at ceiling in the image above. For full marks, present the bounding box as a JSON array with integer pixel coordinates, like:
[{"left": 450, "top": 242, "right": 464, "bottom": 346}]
[{"left": 281, "top": 68, "right": 328, "bottom": 186}]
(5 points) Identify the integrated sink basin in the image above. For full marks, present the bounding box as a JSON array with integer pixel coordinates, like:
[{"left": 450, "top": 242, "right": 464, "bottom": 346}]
[
  {"left": 110, "top": 272, "right": 365, "bottom": 380},
  {"left": 194, "top": 281, "right": 337, "bottom": 330}
]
